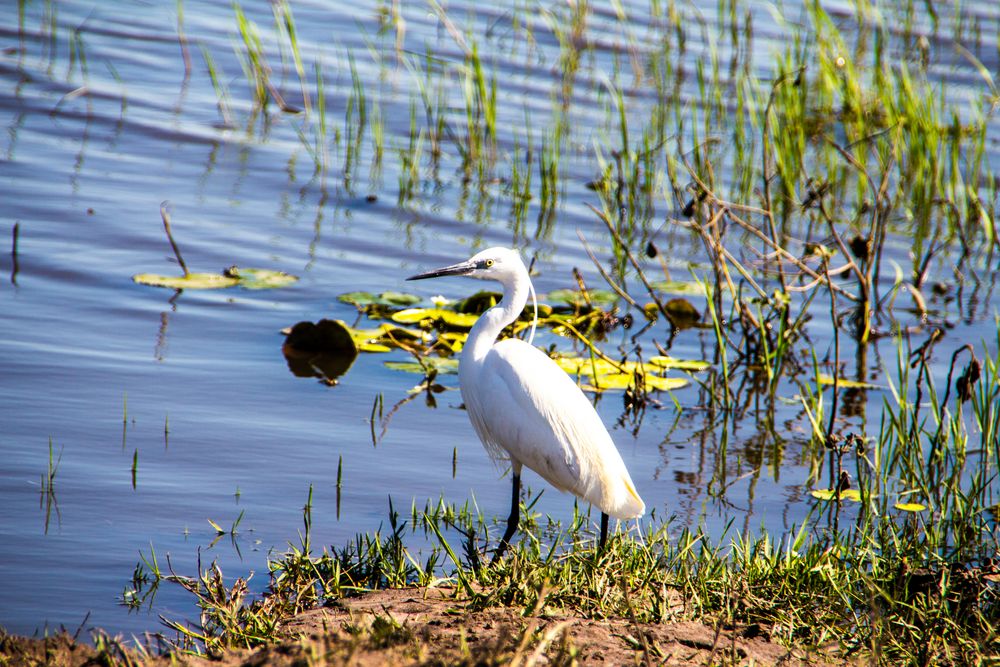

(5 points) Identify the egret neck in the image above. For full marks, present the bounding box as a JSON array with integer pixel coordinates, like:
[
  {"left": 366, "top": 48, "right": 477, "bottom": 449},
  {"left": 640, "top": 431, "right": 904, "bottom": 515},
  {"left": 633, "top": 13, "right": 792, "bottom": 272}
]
[{"left": 462, "top": 266, "right": 530, "bottom": 364}]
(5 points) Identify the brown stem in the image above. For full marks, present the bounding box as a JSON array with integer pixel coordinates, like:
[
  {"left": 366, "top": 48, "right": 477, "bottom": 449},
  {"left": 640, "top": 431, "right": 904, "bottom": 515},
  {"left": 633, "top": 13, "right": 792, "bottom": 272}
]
[{"left": 159, "top": 201, "right": 189, "bottom": 278}]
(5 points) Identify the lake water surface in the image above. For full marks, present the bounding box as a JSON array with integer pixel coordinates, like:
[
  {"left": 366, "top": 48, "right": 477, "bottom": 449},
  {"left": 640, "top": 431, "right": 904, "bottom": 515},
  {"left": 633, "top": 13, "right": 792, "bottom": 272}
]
[{"left": 2, "top": 0, "right": 998, "bottom": 639}]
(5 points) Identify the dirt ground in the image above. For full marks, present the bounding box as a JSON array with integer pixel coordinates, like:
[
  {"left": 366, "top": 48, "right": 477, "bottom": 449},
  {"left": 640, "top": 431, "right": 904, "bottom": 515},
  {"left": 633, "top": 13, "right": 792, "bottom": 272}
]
[{"left": 0, "top": 587, "right": 848, "bottom": 666}]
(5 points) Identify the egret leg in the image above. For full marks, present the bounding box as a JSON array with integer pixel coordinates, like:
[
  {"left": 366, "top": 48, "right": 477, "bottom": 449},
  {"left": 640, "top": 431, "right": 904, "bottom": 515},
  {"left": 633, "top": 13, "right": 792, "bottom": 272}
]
[
  {"left": 492, "top": 472, "right": 520, "bottom": 564},
  {"left": 599, "top": 512, "right": 609, "bottom": 550}
]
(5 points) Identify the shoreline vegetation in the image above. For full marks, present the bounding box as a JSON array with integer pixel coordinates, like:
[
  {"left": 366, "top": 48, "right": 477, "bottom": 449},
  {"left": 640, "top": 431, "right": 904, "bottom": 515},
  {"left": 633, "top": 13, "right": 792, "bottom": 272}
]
[{"left": 5, "top": 0, "right": 999, "bottom": 663}]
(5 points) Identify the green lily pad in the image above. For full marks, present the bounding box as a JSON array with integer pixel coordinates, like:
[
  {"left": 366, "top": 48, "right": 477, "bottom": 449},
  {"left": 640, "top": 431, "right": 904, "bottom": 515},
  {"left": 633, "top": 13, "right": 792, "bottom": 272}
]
[
  {"left": 345, "top": 323, "right": 427, "bottom": 352},
  {"left": 134, "top": 267, "right": 298, "bottom": 290},
  {"left": 648, "top": 355, "right": 711, "bottom": 371},
  {"left": 544, "top": 288, "right": 619, "bottom": 307},
  {"left": 338, "top": 291, "right": 422, "bottom": 307},
  {"left": 132, "top": 272, "right": 239, "bottom": 289},
  {"left": 454, "top": 291, "right": 501, "bottom": 314},
  {"left": 555, "top": 355, "right": 707, "bottom": 378},
  {"left": 650, "top": 280, "right": 707, "bottom": 296},
  {"left": 391, "top": 308, "right": 480, "bottom": 328},
  {"left": 554, "top": 356, "right": 630, "bottom": 376},
  {"left": 664, "top": 297, "right": 701, "bottom": 328},
  {"left": 554, "top": 356, "right": 689, "bottom": 393},
  {"left": 584, "top": 373, "right": 688, "bottom": 392},
  {"left": 384, "top": 357, "right": 460, "bottom": 374},
  {"left": 224, "top": 267, "right": 299, "bottom": 290}
]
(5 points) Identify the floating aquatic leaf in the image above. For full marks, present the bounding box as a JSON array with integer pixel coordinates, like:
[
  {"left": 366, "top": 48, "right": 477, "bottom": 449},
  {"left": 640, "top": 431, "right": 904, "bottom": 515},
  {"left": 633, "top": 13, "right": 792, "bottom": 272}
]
[
  {"left": 436, "top": 331, "right": 468, "bottom": 353},
  {"left": 381, "top": 291, "right": 423, "bottom": 306},
  {"left": 358, "top": 342, "right": 392, "bottom": 353},
  {"left": 134, "top": 267, "right": 298, "bottom": 290},
  {"left": 554, "top": 356, "right": 629, "bottom": 377},
  {"left": 338, "top": 291, "right": 378, "bottom": 306},
  {"left": 555, "top": 354, "right": 706, "bottom": 378},
  {"left": 132, "top": 272, "right": 239, "bottom": 289},
  {"left": 544, "top": 288, "right": 618, "bottom": 306},
  {"left": 664, "top": 297, "right": 701, "bottom": 328},
  {"left": 644, "top": 375, "right": 689, "bottom": 391},
  {"left": 581, "top": 374, "right": 688, "bottom": 393},
  {"left": 650, "top": 280, "right": 707, "bottom": 296},
  {"left": 894, "top": 502, "right": 927, "bottom": 512},
  {"left": 391, "top": 308, "right": 479, "bottom": 328},
  {"left": 338, "top": 291, "right": 421, "bottom": 307},
  {"left": 817, "top": 374, "right": 879, "bottom": 389},
  {"left": 391, "top": 308, "right": 436, "bottom": 324},
  {"left": 454, "top": 290, "right": 501, "bottom": 313},
  {"left": 592, "top": 373, "right": 688, "bottom": 391},
  {"left": 591, "top": 373, "right": 635, "bottom": 390},
  {"left": 346, "top": 322, "right": 426, "bottom": 352},
  {"left": 648, "top": 355, "right": 711, "bottom": 371},
  {"left": 810, "top": 488, "right": 862, "bottom": 502},
  {"left": 554, "top": 356, "right": 689, "bottom": 392},
  {"left": 384, "top": 357, "right": 460, "bottom": 374},
  {"left": 225, "top": 267, "right": 299, "bottom": 290}
]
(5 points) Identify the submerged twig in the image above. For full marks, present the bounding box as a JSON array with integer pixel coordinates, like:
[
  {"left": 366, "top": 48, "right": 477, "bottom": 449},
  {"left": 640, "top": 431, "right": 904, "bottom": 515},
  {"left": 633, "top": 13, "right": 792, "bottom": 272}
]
[
  {"left": 577, "top": 230, "right": 640, "bottom": 309},
  {"left": 588, "top": 203, "right": 676, "bottom": 329}
]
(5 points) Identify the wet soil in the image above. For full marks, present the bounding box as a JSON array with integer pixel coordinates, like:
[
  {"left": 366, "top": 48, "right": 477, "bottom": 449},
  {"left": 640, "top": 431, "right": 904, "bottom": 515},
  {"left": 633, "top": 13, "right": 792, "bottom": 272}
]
[{"left": 1, "top": 587, "right": 850, "bottom": 666}]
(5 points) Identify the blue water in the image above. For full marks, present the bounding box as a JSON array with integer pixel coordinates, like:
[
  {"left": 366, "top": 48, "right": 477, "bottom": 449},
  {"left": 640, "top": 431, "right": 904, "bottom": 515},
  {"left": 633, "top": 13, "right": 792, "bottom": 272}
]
[{"left": 1, "top": 0, "right": 998, "bottom": 639}]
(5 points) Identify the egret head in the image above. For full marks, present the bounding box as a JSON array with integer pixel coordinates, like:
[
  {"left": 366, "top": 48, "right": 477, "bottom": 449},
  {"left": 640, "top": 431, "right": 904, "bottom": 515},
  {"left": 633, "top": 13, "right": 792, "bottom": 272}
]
[{"left": 407, "top": 247, "right": 526, "bottom": 283}]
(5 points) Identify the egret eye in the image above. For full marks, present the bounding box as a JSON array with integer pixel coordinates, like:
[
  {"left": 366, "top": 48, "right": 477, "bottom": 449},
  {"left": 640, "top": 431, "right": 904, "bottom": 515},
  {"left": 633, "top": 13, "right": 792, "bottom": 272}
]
[{"left": 485, "top": 259, "right": 495, "bottom": 267}]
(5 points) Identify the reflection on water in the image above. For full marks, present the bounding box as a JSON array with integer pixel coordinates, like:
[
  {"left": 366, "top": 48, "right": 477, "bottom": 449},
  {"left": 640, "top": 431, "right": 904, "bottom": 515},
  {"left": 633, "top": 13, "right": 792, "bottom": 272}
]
[
  {"left": 0, "top": 0, "right": 997, "bottom": 639},
  {"left": 281, "top": 319, "right": 359, "bottom": 384}
]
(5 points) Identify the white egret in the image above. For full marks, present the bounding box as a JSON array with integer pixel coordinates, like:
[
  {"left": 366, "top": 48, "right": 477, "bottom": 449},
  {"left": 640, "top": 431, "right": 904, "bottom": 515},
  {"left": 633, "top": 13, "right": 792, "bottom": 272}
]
[{"left": 407, "top": 247, "right": 645, "bottom": 561}]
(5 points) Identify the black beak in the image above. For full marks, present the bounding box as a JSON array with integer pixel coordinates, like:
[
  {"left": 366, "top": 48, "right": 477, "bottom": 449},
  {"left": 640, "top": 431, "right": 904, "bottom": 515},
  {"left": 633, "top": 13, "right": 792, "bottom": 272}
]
[{"left": 406, "top": 260, "right": 476, "bottom": 281}]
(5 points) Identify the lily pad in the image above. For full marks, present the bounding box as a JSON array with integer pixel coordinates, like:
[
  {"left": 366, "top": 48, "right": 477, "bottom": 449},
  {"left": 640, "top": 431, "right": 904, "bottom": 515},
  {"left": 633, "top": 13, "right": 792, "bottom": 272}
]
[
  {"left": 134, "top": 266, "right": 298, "bottom": 290},
  {"left": 132, "top": 272, "right": 239, "bottom": 289},
  {"left": 648, "top": 355, "right": 711, "bottom": 371},
  {"left": 345, "top": 322, "right": 427, "bottom": 352},
  {"left": 391, "top": 308, "right": 480, "bottom": 328},
  {"left": 338, "top": 291, "right": 422, "bottom": 307},
  {"left": 817, "top": 374, "right": 878, "bottom": 389},
  {"left": 384, "top": 357, "right": 460, "bottom": 374},
  {"left": 555, "top": 355, "right": 707, "bottom": 378},
  {"left": 554, "top": 356, "right": 689, "bottom": 393},
  {"left": 554, "top": 356, "right": 631, "bottom": 377},
  {"left": 894, "top": 502, "right": 927, "bottom": 512},
  {"left": 454, "top": 290, "right": 501, "bottom": 314},
  {"left": 224, "top": 267, "right": 299, "bottom": 290},
  {"left": 810, "top": 488, "right": 862, "bottom": 502},
  {"left": 584, "top": 373, "right": 688, "bottom": 392},
  {"left": 664, "top": 297, "right": 701, "bottom": 328},
  {"left": 650, "top": 280, "right": 707, "bottom": 296},
  {"left": 544, "top": 288, "right": 619, "bottom": 307}
]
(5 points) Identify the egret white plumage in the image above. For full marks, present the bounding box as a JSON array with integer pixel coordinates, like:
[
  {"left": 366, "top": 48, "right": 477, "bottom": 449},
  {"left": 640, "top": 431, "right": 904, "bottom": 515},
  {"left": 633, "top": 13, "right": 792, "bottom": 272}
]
[{"left": 407, "top": 247, "right": 645, "bottom": 561}]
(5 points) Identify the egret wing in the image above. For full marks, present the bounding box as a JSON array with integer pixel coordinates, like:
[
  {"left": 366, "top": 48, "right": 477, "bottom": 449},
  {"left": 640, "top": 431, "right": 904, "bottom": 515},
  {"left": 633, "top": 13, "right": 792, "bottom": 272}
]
[{"left": 462, "top": 338, "right": 644, "bottom": 519}]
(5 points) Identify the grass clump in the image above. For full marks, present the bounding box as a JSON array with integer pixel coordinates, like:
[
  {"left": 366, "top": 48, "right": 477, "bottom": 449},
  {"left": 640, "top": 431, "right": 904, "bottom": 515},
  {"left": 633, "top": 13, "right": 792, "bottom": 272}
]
[{"left": 145, "top": 330, "right": 1000, "bottom": 663}]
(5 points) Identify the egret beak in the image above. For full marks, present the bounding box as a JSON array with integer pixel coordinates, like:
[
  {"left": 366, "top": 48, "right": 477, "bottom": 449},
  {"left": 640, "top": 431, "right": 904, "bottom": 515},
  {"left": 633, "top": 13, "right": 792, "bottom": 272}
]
[{"left": 406, "top": 260, "right": 476, "bottom": 281}]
